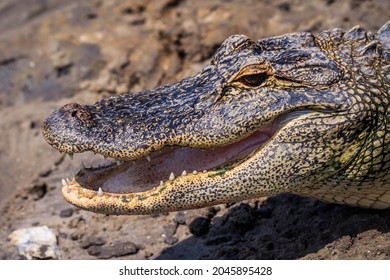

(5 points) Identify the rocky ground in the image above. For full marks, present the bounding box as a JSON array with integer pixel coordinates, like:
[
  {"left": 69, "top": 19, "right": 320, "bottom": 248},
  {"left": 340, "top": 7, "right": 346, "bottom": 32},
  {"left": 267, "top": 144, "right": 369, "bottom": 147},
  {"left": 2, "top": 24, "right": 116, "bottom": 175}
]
[{"left": 1, "top": 0, "right": 390, "bottom": 260}]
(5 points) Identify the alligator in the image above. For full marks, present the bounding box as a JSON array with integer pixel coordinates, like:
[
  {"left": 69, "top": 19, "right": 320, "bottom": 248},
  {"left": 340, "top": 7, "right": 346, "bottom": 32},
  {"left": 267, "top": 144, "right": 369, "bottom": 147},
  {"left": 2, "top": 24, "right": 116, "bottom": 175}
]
[{"left": 43, "top": 22, "right": 390, "bottom": 215}]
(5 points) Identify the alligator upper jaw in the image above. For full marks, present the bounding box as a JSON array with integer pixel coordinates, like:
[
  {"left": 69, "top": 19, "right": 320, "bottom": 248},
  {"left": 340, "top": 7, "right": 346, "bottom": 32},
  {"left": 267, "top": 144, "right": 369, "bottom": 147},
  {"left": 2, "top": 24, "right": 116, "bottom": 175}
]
[{"left": 71, "top": 119, "right": 279, "bottom": 195}]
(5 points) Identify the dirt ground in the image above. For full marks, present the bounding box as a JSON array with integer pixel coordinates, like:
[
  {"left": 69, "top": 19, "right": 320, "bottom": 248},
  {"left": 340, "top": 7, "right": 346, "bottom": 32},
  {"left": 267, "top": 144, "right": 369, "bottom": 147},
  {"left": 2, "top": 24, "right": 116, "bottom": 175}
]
[{"left": 1, "top": 0, "right": 390, "bottom": 260}]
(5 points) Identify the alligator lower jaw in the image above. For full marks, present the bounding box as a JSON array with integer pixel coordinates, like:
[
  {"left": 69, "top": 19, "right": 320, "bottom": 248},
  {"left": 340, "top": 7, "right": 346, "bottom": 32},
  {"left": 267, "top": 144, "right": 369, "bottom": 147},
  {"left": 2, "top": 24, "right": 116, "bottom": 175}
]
[{"left": 64, "top": 120, "right": 278, "bottom": 197}]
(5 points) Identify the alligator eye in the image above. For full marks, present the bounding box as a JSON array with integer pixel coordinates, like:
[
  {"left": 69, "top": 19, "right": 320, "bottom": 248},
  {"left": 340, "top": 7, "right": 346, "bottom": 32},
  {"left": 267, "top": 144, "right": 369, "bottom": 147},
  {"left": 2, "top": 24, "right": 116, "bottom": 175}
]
[{"left": 240, "top": 72, "right": 268, "bottom": 87}]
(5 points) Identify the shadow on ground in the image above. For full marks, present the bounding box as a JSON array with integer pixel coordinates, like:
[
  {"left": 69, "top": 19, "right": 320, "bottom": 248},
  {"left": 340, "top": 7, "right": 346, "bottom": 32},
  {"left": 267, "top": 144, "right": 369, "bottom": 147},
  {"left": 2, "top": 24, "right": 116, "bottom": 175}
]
[{"left": 157, "top": 194, "right": 390, "bottom": 259}]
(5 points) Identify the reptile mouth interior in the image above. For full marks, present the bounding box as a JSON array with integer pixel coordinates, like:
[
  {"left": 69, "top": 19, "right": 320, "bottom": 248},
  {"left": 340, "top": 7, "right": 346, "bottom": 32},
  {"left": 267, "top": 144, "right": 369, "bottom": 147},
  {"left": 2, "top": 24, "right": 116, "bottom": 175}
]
[{"left": 74, "top": 111, "right": 309, "bottom": 194}]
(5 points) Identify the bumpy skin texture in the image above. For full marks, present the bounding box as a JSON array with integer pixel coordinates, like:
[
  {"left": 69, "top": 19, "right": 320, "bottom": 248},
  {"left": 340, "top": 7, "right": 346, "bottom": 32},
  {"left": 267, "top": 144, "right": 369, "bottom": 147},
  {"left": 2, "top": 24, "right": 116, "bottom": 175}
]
[{"left": 43, "top": 22, "right": 390, "bottom": 215}]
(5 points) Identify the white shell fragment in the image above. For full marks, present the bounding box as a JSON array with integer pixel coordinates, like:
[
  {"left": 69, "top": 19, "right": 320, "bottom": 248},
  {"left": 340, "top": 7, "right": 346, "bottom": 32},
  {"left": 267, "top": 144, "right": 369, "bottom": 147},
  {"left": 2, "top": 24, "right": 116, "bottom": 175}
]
[{"left": 8, "top": 226, "right": 61, "bottom": 260}]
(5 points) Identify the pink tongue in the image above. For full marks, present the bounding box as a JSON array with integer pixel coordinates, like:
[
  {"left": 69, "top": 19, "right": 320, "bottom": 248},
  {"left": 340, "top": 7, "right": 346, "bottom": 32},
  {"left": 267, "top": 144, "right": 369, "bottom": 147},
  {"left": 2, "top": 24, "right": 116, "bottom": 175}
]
[
  {"left": 171, "top": 130, "right": 271, "bottom": 171},
  {"left": 100, "top": 125, "right": 273, "bottom": 193}
]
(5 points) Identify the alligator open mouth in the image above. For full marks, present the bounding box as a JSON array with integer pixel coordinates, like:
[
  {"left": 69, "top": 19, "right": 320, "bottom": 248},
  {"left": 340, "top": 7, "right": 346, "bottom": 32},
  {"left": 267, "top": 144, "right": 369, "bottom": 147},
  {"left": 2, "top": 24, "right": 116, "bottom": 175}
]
[
  {"left": 74, "top": 122, "right": 275, "bottom": 194},
  {"left": 69, "top": 111, "right": 308, "bottom": 196}
]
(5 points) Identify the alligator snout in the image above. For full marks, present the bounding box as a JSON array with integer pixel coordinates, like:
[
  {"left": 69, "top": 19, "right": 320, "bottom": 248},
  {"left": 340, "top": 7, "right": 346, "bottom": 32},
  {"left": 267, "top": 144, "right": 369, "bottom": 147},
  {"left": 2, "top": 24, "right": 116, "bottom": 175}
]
[{"left": 42, "top": 102, "right": 96, "bottom": 154}]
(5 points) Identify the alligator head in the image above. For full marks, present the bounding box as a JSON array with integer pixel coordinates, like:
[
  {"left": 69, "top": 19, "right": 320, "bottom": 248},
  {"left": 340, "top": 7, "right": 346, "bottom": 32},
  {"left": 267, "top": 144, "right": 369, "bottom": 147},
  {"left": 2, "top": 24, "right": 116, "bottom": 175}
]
[{"left": 43, "top": 22, "right": 390, "bottom": 214}]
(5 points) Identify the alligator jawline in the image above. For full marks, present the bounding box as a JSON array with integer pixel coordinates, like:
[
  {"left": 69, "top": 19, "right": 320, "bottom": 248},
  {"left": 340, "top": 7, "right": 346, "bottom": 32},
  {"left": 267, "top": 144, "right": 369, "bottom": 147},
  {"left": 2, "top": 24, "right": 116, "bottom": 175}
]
[{"left": 74, "top": 121, "right": 279, "bottom": 195}]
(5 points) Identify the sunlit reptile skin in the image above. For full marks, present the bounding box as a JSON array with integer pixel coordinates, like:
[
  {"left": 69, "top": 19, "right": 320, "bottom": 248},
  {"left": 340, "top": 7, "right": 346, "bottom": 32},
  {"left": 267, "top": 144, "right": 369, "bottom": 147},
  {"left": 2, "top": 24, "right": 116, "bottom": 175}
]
[{"left": 43, "top": 22, "right": 390, "bottom": 215}]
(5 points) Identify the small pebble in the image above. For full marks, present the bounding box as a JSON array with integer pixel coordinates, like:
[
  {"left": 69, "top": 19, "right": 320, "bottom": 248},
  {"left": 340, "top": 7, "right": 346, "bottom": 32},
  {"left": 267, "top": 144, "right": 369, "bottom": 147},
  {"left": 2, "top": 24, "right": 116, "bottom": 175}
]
[
  {"left": 173, "top": 211, "right": 187, "bottom": 225},
  {"left": 163, "top": 224, "right": 178, "bottom": 237},
  {"left": 80, "top": 236, "right": 106, "bottom": 249},
  {"left": 164, "top": 236, "right": 179, "bottom": 245},
  {"left": 59, "top": 208, "right": 74, "bottom": 218},
  {"left": 87, "top": 241, "right": 138, "bottom": 259}
]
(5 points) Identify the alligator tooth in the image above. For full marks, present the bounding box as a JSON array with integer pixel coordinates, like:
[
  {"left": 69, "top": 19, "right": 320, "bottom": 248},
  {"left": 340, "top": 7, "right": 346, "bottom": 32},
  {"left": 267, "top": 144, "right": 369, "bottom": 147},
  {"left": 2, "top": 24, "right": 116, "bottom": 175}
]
[
  {"left": 68, "top": 154, "right": 73, "bottom": 160},
  {"left": 181, "top": 170, "right": 187, "bottom": 176},
  {"left": 146, "top": 155, "right": 151, "bottom": 162},
  {"left": 203, "top": 170, "right": 207, "bottom": 173},
  {"left": 66, "top": 178, "right": 70, "bottom": 184},
  {"left": 116, "top": 160, "right": 121, "bottom": 166},
  {"left": 81, "top": 162, "right": 86, "bottom": 169},
  {"left": 192, "top": 170, "right": 198, "bottom": 175},
  {"left": 169, "top": 172, "right": 175, "bottom": 181},
  {"left": 160, "top": 180, "right": 164, "bottom": 186},
  {"left": 61, "top": 179, "right": 67, "bottom": 187},
  {"left": 97, "top": 187, "right": 103, "bottom": 197}
]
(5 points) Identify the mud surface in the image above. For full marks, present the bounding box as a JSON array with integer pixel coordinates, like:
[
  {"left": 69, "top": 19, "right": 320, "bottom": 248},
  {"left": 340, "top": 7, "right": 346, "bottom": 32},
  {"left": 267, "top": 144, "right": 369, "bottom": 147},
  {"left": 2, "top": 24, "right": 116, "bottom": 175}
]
[{"left": 1, "top": 0, "right": 390, "bottom": 260}]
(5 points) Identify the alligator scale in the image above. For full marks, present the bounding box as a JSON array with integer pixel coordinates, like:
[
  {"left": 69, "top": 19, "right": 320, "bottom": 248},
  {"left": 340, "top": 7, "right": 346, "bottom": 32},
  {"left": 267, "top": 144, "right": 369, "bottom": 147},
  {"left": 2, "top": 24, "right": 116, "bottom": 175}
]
[{"left": 43, "top": 22, "right": 390, "bottom": 215}]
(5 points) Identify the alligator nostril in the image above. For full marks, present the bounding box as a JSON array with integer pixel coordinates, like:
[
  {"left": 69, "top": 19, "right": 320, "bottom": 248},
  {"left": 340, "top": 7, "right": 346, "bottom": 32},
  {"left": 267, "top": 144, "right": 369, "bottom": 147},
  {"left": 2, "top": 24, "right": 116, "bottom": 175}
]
[
  {"left": 61, "top": 102, "right": 95, "bottom": 127},
  {"left": 62, "top": 102, "right": 82, "bottom": 111}
]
